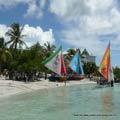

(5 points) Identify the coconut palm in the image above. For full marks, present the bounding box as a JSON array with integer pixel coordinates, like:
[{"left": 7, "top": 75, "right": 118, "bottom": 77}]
[
  {"left": 0, "top": 37, "right": 12, "bottom": 73},
  {"left": 65, "top": 48, "right": 76, "bottom": 61},
  {"left": 43, "top": 41, "right": 56, "bottom": 57},
  {"left": 5, "top": 23, "right": 27, "bottom": 53}
]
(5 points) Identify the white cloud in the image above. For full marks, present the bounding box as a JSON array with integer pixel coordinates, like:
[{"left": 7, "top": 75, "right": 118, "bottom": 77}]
[
  {"left": 0, "top": 0, "right": 46, "bottom": 19},
  {"left": 40, "top": 0, "right": 46, "bottom": 8},
  {"left": 0, "top": 0, "right": 32, "bottom": 8},
  {"left": 86, "top": 0, "right": 114, "bottom": 12},
  {"left": 0, "top": 24, "right": 9, "bottom": 41},
  {"left": 49, "top": 0, "right": 90, "bottom": 22},
  {"left": 24, "top": 0, "right": 46, "bottom": 19},
  {"left": 24, "top": 1, "right": 41, "bottom": 18},
  {"left": 22, "top": 24, "right": 55, "bottom": 47},
  {"left": 49, "top": 0, "right": 120, "bottom": 55},
  {"left": 0, "top": 24, "right": 55, "bottom": 47}
]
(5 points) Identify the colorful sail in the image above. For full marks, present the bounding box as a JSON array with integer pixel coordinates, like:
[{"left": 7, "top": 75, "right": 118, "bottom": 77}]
[
  {"left": 61, "top": 54, "right": 66, "bottom": 75},
  {"left": 42, "top": 46, "right": 62, "bottom": 75},
  {"left": 69, "top": 50, "right": 84, "bottom": 75},
  {"left": 99, "top": 41, "right": 113, "bottom": 81},
  {"left": 42, "top": 46, "right": 66, "bottom": 76}
]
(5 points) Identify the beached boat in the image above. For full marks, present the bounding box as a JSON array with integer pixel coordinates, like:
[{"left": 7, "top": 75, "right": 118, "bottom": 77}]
[
  {"left": 98, "top": 41, "right": 114, "bottom": 87},
  {"left": 42, "top": 46, "right": 67, "bottom": 82},
  {"left": 68, "top": 49, "right": 84, "bottom": 80}
]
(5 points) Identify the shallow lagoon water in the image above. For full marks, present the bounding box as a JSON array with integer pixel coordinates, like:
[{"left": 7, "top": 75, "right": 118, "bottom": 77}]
[{"left": 0, "top": 83, "right": 119, "bottom": 120}]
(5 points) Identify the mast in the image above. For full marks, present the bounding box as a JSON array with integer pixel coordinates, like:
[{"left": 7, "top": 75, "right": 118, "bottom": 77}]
[
  {"left": 78, "top": 49, "right": 80, "bottom": 75},
  {"left": 108, "top": 41, "right": 111, "bottom": 82},
  {"left": 108, "top": 41, "right": 114, "bottom": 86}
]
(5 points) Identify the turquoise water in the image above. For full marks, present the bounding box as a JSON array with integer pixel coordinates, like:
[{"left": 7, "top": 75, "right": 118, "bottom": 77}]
[{"left": 0, "top": 83, "right": 120, "bottom": 120}]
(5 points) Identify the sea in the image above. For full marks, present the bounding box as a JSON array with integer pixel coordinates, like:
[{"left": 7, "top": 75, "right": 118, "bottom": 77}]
[{"left": 0, "top": 83, "right": 119, "bottom": 120}]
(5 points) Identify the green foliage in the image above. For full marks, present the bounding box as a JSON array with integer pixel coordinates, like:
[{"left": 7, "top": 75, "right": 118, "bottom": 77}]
[
  {"left": 113, "top": 67, "right": 120, "bottom": 81},
  {"left": 3, "top": 22, "right": 120, "bottom": 83},
  {"left": 43, "top": 41, "right": 56, "bottom": 58},
  {"left": 83, "top": 62, "right": 98, "bottom": 75},
  {"left": 5, "top": 22, "right": 26, "bottom": 54},
  {"left": 9, "top": 43, "right": 45, "bottom": 72},
  {"left": 0, "top": 37, "right": 12, "bottom": 72},
  {"left": 65, "top": 48, "right": 76, "bottom": 61}
]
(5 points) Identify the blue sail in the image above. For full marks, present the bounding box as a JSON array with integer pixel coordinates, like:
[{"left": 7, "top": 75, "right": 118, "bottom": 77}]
[
  {"left": 79, "top": 57, "right": 84, "bottom": 75},
  {"left": 69, "top": 51, "right": 84, "bottom": 75}
]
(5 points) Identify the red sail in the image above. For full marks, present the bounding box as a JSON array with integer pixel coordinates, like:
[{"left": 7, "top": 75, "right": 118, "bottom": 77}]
[{"left": 61, "top": 53, "right": 66, "bottom": 75}]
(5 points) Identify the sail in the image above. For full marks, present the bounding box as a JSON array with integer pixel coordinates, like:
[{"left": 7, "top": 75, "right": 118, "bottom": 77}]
[
  {"left": 69, "top": 50, "right": 84, "bottom": 75},
  {"left": 79, "top": 58, "right": 84, "bottom": 75},
  {"left": 42, "top": 46, "right": 62, "bottom": 75},
  {"left": 99, "top": 41, "right": 114, "bottom": 81},
  {"left": 108, "top": 59, "right": 114, "bottom": 81},
  {"left": 61, "top": 53, "right": 66, "bottom": 75}
]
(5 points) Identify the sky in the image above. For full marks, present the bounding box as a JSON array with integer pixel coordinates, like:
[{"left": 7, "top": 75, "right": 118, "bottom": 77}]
[{"left": 0, "top": 0, "right": 120, "bottom": 67}]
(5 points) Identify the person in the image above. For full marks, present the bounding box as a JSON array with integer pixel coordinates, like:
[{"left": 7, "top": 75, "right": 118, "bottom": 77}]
[
  {"left": 111, "top": 80, "right": 114, "bottom": 87},
  {"left": 89, "top": 74, "right": 92, "bottom": 80},
  {"left": 64, "top": 76, "right": 67, "bottom": 86},
  {"left": 45, "top": 72, "right": 47, "bottom": 80}
]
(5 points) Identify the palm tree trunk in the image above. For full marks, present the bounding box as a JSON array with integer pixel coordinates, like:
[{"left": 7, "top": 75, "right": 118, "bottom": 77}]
[
  {"left": 0, "top": 59, "right": 2, "bottom": 75},
  {"left": 14, "top": 42, "right": 17, "bottom": 53},
  {"left": 45, "top": 72, "right": 47, "bottom": 80}
]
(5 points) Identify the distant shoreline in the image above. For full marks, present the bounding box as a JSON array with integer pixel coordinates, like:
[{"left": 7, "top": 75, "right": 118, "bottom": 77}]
[{"left": 0, "top": 77, "right": 96, "bottom": 99}]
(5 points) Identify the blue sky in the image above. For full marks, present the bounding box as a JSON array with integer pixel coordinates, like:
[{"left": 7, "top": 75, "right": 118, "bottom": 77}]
[{"left": 0, "top": 0, "right": 120, "bottom": 67}]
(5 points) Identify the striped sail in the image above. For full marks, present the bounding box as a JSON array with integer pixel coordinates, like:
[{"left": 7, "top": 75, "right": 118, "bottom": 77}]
[
  {"left": 42, "top": 46, "right": 62, "bottom": 75},
  {"left": 99, "top": 41, "right": 114, "bottom": 81},
  {"left": 42, "top": 46, "right": 66, "bottom": 75}
]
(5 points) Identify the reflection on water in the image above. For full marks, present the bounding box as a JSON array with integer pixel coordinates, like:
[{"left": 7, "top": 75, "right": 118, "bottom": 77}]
[
  {"left": 102, "top": 88, "right": 114, "bottom": 113},
  {"left": 100, "top": 87, "right": 116, "bottom": 120},
  {"left": 0, "top": 84, "right": 119, "bottom": 120}
]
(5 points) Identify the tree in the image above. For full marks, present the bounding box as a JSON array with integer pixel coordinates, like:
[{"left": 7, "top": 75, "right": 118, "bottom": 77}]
[
  {"left": 83, "top": 62, "right": 97, "bottom": 76},
  {"left": 10, "top": 42, "right": 44, "bottom": 71},
  {"left": 43, "top": 41, "right": 56, "bottom": 58},
  {"left": 113, "top": 67, "right": 120, "bottom": 82},
  {"left": 0, "top": 37, "right": 12, "bottom": 73},
  {"left": 5, "top": 22, "right": 27, "bottom": 53},
  {"left": 66, "top": 48, "right": 76, "bottom": 60}
]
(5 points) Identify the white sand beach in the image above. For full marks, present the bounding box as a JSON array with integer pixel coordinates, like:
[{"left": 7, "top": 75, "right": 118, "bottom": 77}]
[{"left": 0, "top": 76, "right": 96, "bottom": 98}]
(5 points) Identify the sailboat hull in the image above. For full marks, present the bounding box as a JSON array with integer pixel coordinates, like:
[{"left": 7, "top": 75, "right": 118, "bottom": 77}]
[
  {"left": 68, "top": 74, "right": 84, "bottom": 80},
  {"left": 48, "top": 75, "right": 67, "bottom": 82},
  {"left": 97, "top": 76, "right": 113, "bottom": 87}
]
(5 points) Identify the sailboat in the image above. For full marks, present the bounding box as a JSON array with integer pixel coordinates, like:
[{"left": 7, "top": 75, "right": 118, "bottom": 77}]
[
  {"left": 98, "top": 41, "right": 114, "bottom": 87},
  {"left": 42, "top": 46, "right": 66, "bottom": 82},
  {"left": 68, "top": 49, "right": 84, "bottom": 80}
]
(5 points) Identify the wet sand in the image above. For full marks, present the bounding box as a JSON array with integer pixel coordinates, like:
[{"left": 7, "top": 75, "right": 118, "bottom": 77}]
[{"left": 0, "top": 76, "right": 96, "bottom": 98}]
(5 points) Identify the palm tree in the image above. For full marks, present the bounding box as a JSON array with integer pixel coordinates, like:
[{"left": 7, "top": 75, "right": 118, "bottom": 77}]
[
  {"left": 43, "top": 41, "right": 56, "bottom": 57},
  {"left": 5, "top": 22, "right": 27, "bottom": 53},
  {"left": 0, "top": 37, "right": 12, "bottom": 73},
  {"left": 66, "top": 48, "right": 76, "bottom": 60}
]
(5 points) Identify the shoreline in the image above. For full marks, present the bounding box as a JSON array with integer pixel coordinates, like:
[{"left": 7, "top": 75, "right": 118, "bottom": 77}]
[{"left": 0, "top": 77, "right": 96, "bottom": 98}]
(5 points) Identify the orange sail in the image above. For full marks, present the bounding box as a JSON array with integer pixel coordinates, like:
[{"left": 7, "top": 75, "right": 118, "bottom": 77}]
[
  {"left": 99, "top": 42, "right": 110, "bottom": 81},
  {"left": 61, "top": 53, "right": 66, "bottom": 75}
]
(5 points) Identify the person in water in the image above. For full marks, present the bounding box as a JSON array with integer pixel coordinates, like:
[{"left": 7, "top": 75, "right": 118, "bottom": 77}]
[{"left": 111, "top": 80, "right": 114, "bottom": 87}]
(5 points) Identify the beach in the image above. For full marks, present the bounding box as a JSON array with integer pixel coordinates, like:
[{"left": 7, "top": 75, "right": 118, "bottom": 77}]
[{"left": 0, "top": 76, "right": 96, "bottom": 98}]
